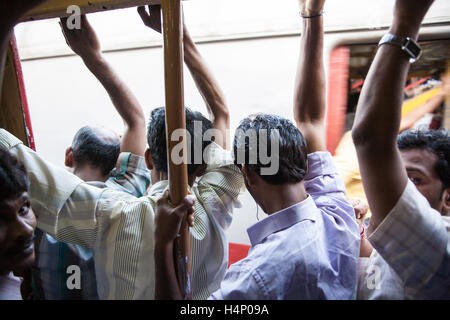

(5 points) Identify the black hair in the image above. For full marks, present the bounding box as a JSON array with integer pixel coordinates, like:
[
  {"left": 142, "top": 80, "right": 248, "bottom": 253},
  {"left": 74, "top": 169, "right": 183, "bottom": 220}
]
[
  {"left": 147, "top": 107, "right": 213, "bottom": 176},
  {"left": 0, "top": 148, "right": 29, "bottom": 201},
  {"left": 233, "top": 113, "right": 308, "bottom": 185},
  {"left": 398, "top": 129, "right": 450, "bottom": 188},
  {"left": 71, "top": 126, "right": 120, "bottom": 176},
  {"left": 430, "top": 67, "right": 446, "bottom": 80}
]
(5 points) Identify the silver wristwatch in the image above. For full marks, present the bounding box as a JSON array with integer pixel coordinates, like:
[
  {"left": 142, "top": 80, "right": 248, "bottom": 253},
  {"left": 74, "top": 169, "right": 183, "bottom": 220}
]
[{"left": 378, "top": 33, "right": 422, "bottom": 63}]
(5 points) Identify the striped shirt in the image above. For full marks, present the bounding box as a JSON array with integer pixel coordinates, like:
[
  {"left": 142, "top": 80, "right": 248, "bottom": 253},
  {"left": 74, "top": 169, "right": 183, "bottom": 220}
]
[
  {"left": 32, "top": 152, "right": 151, "bottom": 300},
  {"left": 0, "top": 129, "right": 243, "bottom": 300}
]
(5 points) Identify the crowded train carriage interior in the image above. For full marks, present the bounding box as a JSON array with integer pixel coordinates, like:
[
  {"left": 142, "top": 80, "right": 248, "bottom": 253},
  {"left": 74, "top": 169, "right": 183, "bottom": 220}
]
[{"left": 5, "top": 0, "right": 448, "bottom": 253}]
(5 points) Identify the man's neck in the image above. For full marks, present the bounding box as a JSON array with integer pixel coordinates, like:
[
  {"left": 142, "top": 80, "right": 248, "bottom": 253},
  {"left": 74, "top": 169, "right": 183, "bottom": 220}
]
[
  {"left": 259, "top": 182, "right": 308, "bottom": 215},
  {"left": 73, "top": 166, "right": 108, "bottom": 182}
]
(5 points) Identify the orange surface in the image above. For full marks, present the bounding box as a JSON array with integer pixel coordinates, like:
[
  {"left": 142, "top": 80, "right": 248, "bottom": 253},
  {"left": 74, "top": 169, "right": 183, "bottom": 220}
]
[{"left": 228, "top": 243, "right": 251, "bottom": 268}]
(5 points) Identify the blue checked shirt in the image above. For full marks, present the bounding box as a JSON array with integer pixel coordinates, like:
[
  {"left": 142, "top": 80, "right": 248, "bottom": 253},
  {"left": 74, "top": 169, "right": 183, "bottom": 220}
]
[
  {"left": 362, "top": 180, "right": 450, "bottom": 299},
  {"left": 32, "top": 152, "right": 151, "bottom": 300}
]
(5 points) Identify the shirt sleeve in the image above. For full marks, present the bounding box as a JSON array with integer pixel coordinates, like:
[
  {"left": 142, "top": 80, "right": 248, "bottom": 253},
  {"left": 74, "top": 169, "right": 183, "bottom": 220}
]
[
  {"left": 0, "top": 129, "right": 88, "bottom": 235},
  {"left": 196, "top": 142, "right": 244, "bottom": 230},
  {"left": 304, "top": 151, "right": 347, "bottom": 197},
  {"left": 304, "top": 151, "right": 360, "bottom": 240},
  {"left": 106, "top": 152, "right": 151, "bottom": 197},
  {"left": 209, "top": 262, "right": 269, "bottom": 300},
  {"left": 367, "top": 180, "right": 450, "bottom": 299}
]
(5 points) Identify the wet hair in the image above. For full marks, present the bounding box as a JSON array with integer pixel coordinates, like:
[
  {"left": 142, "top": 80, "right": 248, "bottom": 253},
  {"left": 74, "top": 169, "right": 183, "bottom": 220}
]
[
  {"left": 233, "top": 113, "right": 308, "bottom": 185},
  {"left": 71, "top": 126, "right": 120, "bottom": 176},
  {"left": 147, "top": 107, "right": 213, "bottom": 176},
  {"left": 0, "top": 148, "right": 29, "bottom": 201},
  {"left": 398, "top": 129, "right": 450, "bottom": 188}
]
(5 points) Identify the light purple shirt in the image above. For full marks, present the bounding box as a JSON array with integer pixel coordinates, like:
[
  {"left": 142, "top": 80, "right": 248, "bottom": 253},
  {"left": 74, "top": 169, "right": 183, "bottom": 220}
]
[
  {"left": 210, "top": 152, "right": 360, "bottom": 300},
  {"left": 0, "top": 273, "right": 22, "bottom": 300}
]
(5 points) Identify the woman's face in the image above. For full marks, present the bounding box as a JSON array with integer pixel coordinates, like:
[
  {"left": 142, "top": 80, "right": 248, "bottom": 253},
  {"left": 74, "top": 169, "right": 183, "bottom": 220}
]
[{"left": 0, "top": 192, "right": 36, "bottom": 273}]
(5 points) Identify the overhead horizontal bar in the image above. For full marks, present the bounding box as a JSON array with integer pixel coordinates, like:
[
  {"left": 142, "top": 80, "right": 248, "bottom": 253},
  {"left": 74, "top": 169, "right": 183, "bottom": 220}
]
[{"left": 22, "top": 0, "right": 161, "bottom": 22}]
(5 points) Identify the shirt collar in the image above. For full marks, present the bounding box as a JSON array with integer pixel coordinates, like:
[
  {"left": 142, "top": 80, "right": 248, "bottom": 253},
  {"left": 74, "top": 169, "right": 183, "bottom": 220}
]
[
  {"left": 247, "top": 195, "right": 319, "bottom": 247},
  {"left": 148, "top": 180, "right": 168, "bottom": 195},
  {"left": 148, "top": 179, "right": 195, "bottom": 196}
]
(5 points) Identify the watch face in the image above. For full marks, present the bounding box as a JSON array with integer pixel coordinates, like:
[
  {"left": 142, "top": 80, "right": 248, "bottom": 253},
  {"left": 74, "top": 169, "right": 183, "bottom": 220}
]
[
  {"left": 404, "top": 38, "right": 422, "bottom": 57},
  {"left": 402, "top": 38, "right": 422, "bottom": 63}
]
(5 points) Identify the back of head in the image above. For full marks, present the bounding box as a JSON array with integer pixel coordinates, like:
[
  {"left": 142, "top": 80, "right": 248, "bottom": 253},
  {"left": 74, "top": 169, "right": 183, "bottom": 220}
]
[
  {"left": 233, "top": 113, "right": 308, "bottom": 185},
  {"left": 147, "top": 107, "right": 213, "bottom": 176},
  {"left": 71, "top": 126, "right": 121, "bottom": 177},
  {"left": 397, "top": 129, "right": 450, "bottom": 188},
  {"left": 0, "top": 148, "right": 29, "bottom": 201}
]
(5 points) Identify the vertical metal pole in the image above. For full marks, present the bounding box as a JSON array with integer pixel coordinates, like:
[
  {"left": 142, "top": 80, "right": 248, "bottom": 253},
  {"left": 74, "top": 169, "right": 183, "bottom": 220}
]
[{"left": 161, "top": 0, "right": 192, "bottom": 300}]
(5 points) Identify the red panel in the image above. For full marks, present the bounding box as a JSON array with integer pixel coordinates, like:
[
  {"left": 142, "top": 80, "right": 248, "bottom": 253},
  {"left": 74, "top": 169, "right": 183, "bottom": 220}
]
[
  {"left": 228, "top": 242, "right": 251, "bottom": 268},
  {"left": 9, "top": 33, "right": 36, "bottom": 151},
  {"left": 326, "top": 46, "right": 350, "bottom": 155},
  {"left": 404, "top": 77, "right": 430, "bottom": 91}
]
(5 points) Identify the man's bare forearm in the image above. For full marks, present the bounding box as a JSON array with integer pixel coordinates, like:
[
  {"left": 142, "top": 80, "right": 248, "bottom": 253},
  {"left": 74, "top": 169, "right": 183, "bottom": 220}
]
[
  {"left": 154, "top": 242, "right": 183, "bottom": 300},
  {"left": 352, "top": 2, "right": 432, "bottom": 229},
  {"left": 360, "top": 238, "right": 374, "bottom": 257},
  {"left": 138, "top": 6, "right": 229, "bottom": 148},
  {"left": 352, "top": 23, "right": 421, "bottom": 148},
  {"left": 183, "top": 30, "right": 230, "bottom": 149},
  {"left": 82, "top": 53, "right": 147, "bottom": 156},
  {"left": 293, "top": 17, "right": 326, "bottom": 153}
]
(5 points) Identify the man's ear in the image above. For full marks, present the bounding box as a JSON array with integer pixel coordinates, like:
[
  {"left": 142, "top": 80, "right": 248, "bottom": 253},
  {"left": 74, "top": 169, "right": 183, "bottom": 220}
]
[
  {"left": 442, "top": 188, "right": 450, "bottom": 216},
  {"left": 65, "top": 147, "right": 74, "bottom": 168},
  {"left": 145, "top": 148, "right": 154, "bottom": 170}
]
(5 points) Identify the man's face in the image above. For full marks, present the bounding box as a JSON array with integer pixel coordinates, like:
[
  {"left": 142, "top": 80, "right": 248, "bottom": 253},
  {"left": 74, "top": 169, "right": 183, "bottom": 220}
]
[
  {"left": 400, "top": 148, "right": 447, "bottom": 214},
  {"left": 0, "top": 192, "right": 36, "bottom": 273}
]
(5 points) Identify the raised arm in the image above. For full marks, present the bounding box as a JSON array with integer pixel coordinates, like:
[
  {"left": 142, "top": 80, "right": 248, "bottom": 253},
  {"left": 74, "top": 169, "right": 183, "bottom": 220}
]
[
  {"left": 60, "top": 15, "right": 147, "bottom": 156},
  {"left": 351, "top": 0, "right": 435, "bottom": 230},
  {"left": 138, "top": 5, "right": 230, "bottom": 149},
  {"left": 293, "top": 0, "right": 326, "bottom": 154},
  {"left": 0, "top": 0, "right": 47, "bottom": 97},
  {"left": 183, "top": 25, "right": 230, "bottom": 149}
]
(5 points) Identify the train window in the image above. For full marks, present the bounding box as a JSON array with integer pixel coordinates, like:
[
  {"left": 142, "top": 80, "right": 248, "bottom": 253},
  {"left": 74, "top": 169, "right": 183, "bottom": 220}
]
[{"left": 327, "top": 39, "right": 450, "bottom": 154}]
